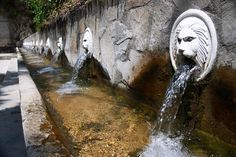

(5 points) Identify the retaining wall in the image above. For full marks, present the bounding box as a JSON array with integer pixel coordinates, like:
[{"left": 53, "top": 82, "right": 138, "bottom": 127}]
[
  {"left": 22, "top": 0, "right": 236, "bottom": 85},
  {"left": 22, "top": 0, "right": 236, "bottom": 146}
]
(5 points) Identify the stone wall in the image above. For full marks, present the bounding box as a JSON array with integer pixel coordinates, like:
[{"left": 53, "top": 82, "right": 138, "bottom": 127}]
[
  {"left": 22, "top": 0, "right": 236, "bottom": 85},
  {"left": 0, "top": 15, "right": 12, "bottom": 47},
  {"left": 0, "top": 0, "right": 33, "bottom": 52}
]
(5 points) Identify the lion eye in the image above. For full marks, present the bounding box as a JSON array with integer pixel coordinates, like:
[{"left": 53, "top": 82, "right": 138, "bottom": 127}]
[
  {"left": 184, "top": 37, "right": 195, "bottom": 42},
  {"left": 177, "top": 37, "right": 181, "bottom": 44}
]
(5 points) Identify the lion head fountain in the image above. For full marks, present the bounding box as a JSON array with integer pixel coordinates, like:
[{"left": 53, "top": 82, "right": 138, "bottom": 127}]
[
  {"left": 57, "top": 37, "right": 63, "bottom": 52},
  {"left": 170, "top": 9, "right": 217, "bottom": 81},
  {"left": 82, "top": 28, "right": 93, "bottom": 58}
]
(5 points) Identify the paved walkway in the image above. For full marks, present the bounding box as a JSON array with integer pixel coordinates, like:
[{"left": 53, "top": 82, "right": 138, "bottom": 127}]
[
  {"left": 0, "top": 51, "right": 70, "bottom": 157},
  {"left": 0, "top": 53, "right": 27, "bottom": 157}
]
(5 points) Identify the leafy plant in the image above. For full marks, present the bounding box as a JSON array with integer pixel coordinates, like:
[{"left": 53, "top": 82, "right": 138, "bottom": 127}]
[{"left": 25, "top": 0, "right": 62, "bottom": 30}]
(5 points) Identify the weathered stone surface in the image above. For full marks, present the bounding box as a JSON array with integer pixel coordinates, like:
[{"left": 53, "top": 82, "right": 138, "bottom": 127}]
[
  {"left": 216, "top": 1, "right": 236, "bottom": 69},
  {"left": 192, "top": 0, "right": 211, "bottom": 8},
  {"left": 125, "top": 0, "right": 152, "bottom": 10},
  {"left": 22, "top": 0, "right": 236, "bottom": 82},
  {"left": 130, "top": 52, "right": 172, "bottom": 102},
  {"left": 0, "top": 15, "right": 11, "bottom": 47},
  {"left": 221, "top": 1, "right": 236, "bottom": 46},
  {"left": 110, "top": 21, "right": 132, "bottom": 61},
  {"left": 126, "top": 5, "right": 151, "bottom": 52},
  {"left": 149, "top": 0, "right": 175, "bottom": 50},
  {"left": 173, "top": 0, "right": 211, "bottom": 10},
  {"left": 110, "top": 21, "right": 132, "bottom": 45},
  {"left": 99, "top": 26, "right": 116, "bottom": 82},
  {"left": 199, "top": 68, "right": 236, "bottom": 145},
  {"left": 64, "top": 20, "right": 79, "bottom": 66},
  {"left": 104, "top": 6, "right": 117, "bottom": 21},
  {"left": 116, "top": 49, "right": 144, "bottom": 83},
  {"left": 217, "top": 46, "right": 236, "bottom": 69}
]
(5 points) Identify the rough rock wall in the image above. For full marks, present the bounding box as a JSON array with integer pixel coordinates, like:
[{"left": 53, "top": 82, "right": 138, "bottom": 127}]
[{"left": 22, "top": 0, "right": 236, "bottom": 85}]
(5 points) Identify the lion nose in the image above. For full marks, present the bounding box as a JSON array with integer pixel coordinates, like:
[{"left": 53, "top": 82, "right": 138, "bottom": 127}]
[{"left": 178, "top": 49, "right": 184, "bottom": 55}]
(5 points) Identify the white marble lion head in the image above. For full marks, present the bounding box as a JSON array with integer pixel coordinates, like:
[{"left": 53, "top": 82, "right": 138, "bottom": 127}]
[
  {"left": 82, "top": 28, "right": 93, "bottom": 54},
  {"left": 175, "top": 20, "right": 209, "bottom": 68}
]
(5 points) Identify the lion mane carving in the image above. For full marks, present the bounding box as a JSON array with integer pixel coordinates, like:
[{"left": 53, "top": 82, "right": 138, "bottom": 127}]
[
  {"left": 174, "top": 23, "right": 209, "bottom": 69},
  {"left": 170, "top": 9, "right": 218, "bottom": 81}
]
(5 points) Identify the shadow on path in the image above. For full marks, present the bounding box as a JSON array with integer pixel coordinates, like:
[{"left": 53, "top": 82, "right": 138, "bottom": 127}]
[
  {"left": 0, "top": 56, "right": 27, "bottom": 157},
  {"left": 0, "top": 106, "right": 27, "bottom": 157}
]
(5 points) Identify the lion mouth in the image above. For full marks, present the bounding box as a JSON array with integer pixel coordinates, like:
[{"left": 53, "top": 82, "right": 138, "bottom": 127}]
[
  {"left": 179, "top": 55, "right": 196, "bottom": 68},
  {"left": 182, "top": 56, "right": 202, "bottom": 76}
]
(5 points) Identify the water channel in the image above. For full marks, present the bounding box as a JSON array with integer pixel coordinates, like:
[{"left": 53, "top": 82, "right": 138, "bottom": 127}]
[{"left": 20, "top": 48, "right": 236, "bottom": 157}]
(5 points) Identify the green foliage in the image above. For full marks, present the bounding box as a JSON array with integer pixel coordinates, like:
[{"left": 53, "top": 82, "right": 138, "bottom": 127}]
[{"left": 25, "top": 0, "right": 62, "bottom": 30}]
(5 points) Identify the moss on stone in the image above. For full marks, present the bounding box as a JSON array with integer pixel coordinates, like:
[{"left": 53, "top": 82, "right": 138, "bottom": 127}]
[{"left": 191, "top": 130, "right": 236, "bottom": 157}]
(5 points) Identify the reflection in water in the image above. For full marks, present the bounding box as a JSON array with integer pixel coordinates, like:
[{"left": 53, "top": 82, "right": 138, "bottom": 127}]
[
  {"left": 140, "top": 64, "right": 196, "bottom": 157},
  {"left": 56, "top": 81, "right": 84, "bottom": 95},
  {"left": 37, "top": 66, "right": 58, "bottom": 74},
  {"left": 37, "top": 46, "right": 64, "bottom": 75}
]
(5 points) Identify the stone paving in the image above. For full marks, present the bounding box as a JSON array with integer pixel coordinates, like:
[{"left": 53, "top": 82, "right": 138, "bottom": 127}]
[
  {"left": 0, "top": 53, "right": 27, "bottom": 157},
  {"left": 0, "top": 51, "right": 69, "bottom": 157}
]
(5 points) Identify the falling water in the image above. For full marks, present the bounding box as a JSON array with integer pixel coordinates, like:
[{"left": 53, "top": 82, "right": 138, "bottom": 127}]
[
  {"left": 158, "top": 64, "right": 195, "bottom": 134},
  {"left": 36, "top": 50, "right": 62, "bottom": 75},
  {"left": 139, "top": 133, "right": 190, "bottom": 157},
  {"left": 71, "top": 52, "right": 88, "bottom": 83},
  {"left": 56, "top": 52, "right": 88, "bottom": 95},
  {"left": 140, "top": 63, "right": 197, "bottom": 157}
]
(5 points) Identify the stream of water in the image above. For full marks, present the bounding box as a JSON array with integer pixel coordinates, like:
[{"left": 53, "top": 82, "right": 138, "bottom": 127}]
[
  {"left": 22, "top": 48, "right": 235, "bottom": 156},
  {"left": 36, "top": 52, "right": 60, "bottom": 74},
  {"left": 140, "top": 64, "right": 196, "bottom": 157},
  {"left": 56, "top": 52, "right": 88, "bottom": 95}
]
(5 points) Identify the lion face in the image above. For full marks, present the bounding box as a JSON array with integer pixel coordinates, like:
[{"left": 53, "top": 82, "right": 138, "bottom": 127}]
[
  {"left": 176, "top": 28, "right": 200, "bottom": 65},
  {"left": 82, "top": 29, "right": 92, "bottom": 53},
  {"left": 57, "top": 37, "right": 63, "bottom": 49},
  {"left": 46, "top": 38, "right": 50, "bottom": 48},
  {"left": 170, "top": 9, "right": 217, "bottom": 81},
  {"left": 82, "top": 36, "right": 89, "bottom": 52}
]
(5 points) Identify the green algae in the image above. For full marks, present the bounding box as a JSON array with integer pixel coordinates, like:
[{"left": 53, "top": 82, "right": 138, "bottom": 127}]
[{"left": 187, "top": 130, "right": 236, "bottom": 157}]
